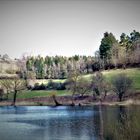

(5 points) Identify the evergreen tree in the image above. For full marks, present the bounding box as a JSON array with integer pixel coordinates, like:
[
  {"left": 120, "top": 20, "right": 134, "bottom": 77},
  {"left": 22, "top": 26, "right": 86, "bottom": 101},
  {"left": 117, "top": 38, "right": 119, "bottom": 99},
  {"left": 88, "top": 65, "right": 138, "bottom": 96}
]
[{"left": 99, "top": 32, "right": 117, "bottom": 67}]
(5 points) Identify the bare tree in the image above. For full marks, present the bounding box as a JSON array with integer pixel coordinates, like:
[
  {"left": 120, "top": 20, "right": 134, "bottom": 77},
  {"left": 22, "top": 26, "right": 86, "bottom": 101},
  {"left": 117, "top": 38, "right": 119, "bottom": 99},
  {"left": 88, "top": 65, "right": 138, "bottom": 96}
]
[
  {"left": 102, "top": 80, "right": 111, "bottom": 100},
  {"left": 11, "top": 78, "right": 26, "bottom": 106},
  {"left": 76, "top": 77, "right": 91, "bottom": 97},
  {"left": 90, "top": 72, "right": 109, "bottom": 101},
  {"left": 112, "top": 74, "right": 133, "bottom": 101},
  {"left": 118, "top": 46, "right": 127, "bottom": 69},
  {"left": 66, "top": 70, "right": 80, "bottom": 105},
  {"left": 0, "top": 78, "right": 26, "bottom": 104}
]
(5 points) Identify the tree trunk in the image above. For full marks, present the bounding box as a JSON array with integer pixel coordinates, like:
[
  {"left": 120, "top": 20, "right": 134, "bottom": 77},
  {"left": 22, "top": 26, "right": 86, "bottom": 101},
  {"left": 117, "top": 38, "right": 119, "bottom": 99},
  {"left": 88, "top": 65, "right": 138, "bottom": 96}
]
[
  {"left": 119, "top": 94, "right": 123, "bottom": 102},
  {"left": 71, "top": 92, "right": 75, "bottom": 106},
  {"left": 52, "top": 95, "right": 62, "bottom": 106},
  {"left": 6, "top": 90, "right": 9, "bottom": 100},
  {"left": 12, "top": 90, "right": 17, "bottom": 106},
  {"left": 93, "top": 93, "right": 96, "bottom": 100},
  {"left": 6, "top": 93, "right": 8, "bottom": 100},
  {"left": 123, "top": 64, "right": 126, "bottom": 69},
  {"left": 103, "top": 91, "right": 107, "bottom": 100}
]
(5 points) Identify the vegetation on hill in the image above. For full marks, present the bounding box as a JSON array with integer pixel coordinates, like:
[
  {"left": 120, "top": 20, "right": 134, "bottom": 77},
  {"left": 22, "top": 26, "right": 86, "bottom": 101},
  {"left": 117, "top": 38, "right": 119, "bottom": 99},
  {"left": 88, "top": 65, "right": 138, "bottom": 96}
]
[
  {"left": 0, "top": 30, "right": 140, "bottom": 80},
  {"left": 23, "top": 30, "right": 140, "bottom": 79}
]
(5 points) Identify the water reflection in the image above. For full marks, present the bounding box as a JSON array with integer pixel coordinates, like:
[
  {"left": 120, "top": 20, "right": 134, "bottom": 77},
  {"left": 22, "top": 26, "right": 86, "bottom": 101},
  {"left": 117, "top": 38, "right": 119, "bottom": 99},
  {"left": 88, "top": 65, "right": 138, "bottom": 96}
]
[
  {"left": 104, "top": 106, "right": 140, "bottom": 140},
  {"left": 0, "top": 106, "right": 139, "bottom": 140}
]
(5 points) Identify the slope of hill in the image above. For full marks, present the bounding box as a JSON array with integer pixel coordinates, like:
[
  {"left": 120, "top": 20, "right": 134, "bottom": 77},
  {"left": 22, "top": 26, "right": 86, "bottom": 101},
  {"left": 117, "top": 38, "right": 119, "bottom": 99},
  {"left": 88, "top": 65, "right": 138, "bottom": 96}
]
[{"left": 30, "top": 68, "right": 140, "bottom": 90}]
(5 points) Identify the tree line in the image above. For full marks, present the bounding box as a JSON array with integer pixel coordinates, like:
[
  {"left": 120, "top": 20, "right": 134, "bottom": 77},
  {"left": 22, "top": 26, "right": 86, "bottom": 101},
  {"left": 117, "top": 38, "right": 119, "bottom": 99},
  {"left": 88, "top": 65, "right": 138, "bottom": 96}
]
[
  {"left": 26, "top": 55, "right": 94, "bottom": 79},
  {"left": 25, "top": 30, "right": 140, "bottom": 79},
  {"left": 98, "top": 30, "right": 140, "bottom": 69}
]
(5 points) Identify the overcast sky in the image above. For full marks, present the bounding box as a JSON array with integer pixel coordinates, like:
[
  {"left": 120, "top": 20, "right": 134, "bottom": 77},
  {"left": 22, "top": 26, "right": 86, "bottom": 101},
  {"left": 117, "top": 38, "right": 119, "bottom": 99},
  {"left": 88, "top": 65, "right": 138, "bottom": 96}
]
[{"left": 0, "top": 0, "right": 140, "bottom": 58}]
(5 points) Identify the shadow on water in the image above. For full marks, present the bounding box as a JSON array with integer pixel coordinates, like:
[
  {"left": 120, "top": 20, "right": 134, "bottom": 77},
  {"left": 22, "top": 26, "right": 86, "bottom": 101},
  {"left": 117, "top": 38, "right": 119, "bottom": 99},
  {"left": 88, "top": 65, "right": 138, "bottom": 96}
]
[
  {"left": 0, "top": 106, "right": 140, "bottom": 140},
  {"left": 0, "top": 106, "right": 28, "bottom": 114}
]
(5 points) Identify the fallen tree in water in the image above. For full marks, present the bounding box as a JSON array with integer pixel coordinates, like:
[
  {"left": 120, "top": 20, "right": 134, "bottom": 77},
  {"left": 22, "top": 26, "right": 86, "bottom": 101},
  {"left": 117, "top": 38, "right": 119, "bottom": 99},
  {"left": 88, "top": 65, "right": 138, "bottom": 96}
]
[{"left": 52, "top": 94, "right": 62, "bottom": 106}]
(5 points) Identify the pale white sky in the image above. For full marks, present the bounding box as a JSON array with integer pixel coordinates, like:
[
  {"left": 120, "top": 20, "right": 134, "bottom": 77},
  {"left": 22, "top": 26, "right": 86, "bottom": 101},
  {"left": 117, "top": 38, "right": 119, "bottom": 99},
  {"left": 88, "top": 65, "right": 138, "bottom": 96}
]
[{"left": 0, "top": 0, "right": 140, "bottom": 58}]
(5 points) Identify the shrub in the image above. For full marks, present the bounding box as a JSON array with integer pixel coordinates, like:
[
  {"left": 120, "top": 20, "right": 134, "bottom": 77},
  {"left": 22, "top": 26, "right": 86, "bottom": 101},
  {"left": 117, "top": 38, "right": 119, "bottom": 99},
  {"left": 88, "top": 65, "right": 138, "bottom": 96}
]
[
  {"left": 32, "top": 83, "right": 46, "bottom": 90},
  {"left": 47, "top": 80, "right": 66, "bottom": 90},
  {"left": 5, "top": 69, "right": 17, "bottom": 74},
  {"left": 32, "top": 81, "right": 68, "bottom": 91}
]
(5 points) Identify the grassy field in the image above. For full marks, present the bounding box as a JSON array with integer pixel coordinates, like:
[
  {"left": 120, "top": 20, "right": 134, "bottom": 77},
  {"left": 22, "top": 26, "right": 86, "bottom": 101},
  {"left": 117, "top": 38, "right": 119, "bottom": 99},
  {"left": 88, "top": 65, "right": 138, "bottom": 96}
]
[{"left": 8, "top": 90, "right": 71, "bottom": 100}]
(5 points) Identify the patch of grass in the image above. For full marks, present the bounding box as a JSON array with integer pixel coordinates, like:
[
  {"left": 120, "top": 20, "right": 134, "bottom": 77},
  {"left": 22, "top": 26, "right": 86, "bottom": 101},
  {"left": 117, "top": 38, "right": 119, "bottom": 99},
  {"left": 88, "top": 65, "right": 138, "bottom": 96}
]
[
  {"left": 102, "top": 68, "right": 140, "bottom": 90},
  {"left": 8, "top": 90, "right": 71, "bottom": 99}
]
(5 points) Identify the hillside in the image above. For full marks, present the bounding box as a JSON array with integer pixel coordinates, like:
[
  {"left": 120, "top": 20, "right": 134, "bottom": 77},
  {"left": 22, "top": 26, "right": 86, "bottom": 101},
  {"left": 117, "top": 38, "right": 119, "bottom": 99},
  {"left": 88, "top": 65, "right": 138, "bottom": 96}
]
[
  {"left": 0, "top": 59, "right": 19, "bottom": 74},
  {"left": 102, "top": 68, "right": 140, "bottom": 90},
  {"left": 30, "top": 68, "right": 140, "bottom": 90},
  {"left": 84, "top": 68, "right": 140, "bottom": 90}
]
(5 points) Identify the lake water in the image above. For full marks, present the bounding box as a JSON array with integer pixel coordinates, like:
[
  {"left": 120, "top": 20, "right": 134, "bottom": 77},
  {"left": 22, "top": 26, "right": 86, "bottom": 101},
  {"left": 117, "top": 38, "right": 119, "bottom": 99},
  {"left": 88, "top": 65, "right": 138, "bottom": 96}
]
[{"left": 0, "top": 106, "right": 140, "bottom": 140}]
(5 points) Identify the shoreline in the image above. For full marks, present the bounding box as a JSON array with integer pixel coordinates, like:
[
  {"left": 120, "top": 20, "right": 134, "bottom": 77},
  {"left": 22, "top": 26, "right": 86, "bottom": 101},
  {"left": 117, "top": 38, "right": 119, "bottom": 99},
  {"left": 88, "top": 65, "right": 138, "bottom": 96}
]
[
  {"left": 0, "top": 99, "right": 140, "bottom": 106},
  {"left": 0, "top": 91, "right": 140, "bottom": 106}
]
